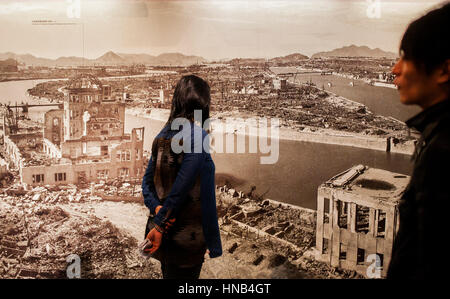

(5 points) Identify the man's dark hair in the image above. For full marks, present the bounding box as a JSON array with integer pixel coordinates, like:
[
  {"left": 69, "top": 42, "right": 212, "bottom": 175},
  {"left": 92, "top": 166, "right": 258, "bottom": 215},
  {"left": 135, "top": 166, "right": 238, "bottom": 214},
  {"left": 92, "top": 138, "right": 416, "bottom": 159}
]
[
  {"left": 400, "top": 1, "right": 450, "bottom": 74},
  {"left": 166, "top": 75, "right": 211, "bottom": 127}
]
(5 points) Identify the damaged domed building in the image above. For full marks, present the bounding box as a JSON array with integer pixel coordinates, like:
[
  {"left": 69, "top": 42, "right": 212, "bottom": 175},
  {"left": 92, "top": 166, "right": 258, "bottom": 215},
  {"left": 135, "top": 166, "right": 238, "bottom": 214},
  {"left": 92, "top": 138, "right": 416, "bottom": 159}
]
[{"left": 17, "top": 74, "right": 144, "bottom": 186}]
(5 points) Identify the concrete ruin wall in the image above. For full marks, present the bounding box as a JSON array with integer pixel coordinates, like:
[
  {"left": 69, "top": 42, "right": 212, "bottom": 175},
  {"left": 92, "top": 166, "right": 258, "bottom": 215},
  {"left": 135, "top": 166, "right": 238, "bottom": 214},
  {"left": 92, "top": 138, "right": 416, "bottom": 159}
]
[
  {"left": 44, "top": 109, "right": 64, "bottom": 146},
  {"left": 22, "top": 158, "right": 140, "bottom": 187},
  {"left": 111, "top": 127, "right": 144, "bottom": 178},
  {"left": 3, "top": 135, "right": 23, "bottom": 169},
  {"left": 61, "top": 138, "right": 123, "bottom": 159},
  {"left": 21, "top": 163, "right": 75, "bottom": 186},
  {"left": 315, "top": 186, "right": 399, "bottom": 278},
  {"left": 0, "top": 158, "right": 8, "bottom": 174},
  {"left": 42, "top": 138, "right": 62, "bottom": 159}
]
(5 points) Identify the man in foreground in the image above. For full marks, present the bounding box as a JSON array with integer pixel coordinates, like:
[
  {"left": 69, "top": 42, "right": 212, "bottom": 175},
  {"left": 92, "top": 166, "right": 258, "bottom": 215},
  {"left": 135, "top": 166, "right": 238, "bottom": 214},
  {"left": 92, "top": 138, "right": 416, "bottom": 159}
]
[{"left": 387, "top": 2, "right": 450, "bottom": 279}]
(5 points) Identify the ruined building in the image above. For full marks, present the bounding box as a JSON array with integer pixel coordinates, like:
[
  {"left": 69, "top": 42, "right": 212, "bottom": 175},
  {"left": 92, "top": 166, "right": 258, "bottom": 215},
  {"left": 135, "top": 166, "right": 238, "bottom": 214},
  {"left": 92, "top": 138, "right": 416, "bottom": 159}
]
[
  {"left": 1, "top": 106, "right": 43, "bottom": 172},
  {"left": 315, "top": 165, "right": 409, "bottom": 278},
  {"left": 273, "top": 78, "right": 287, "bottom": 90},
  {"left": 3, "top": 75, "right": 144, "bottom": 186}
]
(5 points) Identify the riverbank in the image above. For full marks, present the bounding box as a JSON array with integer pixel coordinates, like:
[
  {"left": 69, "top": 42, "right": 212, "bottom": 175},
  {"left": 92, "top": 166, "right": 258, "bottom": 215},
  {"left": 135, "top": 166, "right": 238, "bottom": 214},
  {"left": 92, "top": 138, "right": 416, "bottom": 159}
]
[{"left": 125, "top": 106, "right": 415, "bottom": 156}]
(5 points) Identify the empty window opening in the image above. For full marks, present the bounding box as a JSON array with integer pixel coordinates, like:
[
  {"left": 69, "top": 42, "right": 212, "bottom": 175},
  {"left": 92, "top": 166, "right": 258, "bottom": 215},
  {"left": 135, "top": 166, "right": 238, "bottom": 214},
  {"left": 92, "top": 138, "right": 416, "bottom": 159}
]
[
  {"left": 356, "top": 205, "right": 370, "bottom": 234},
  {"left": 136, "top": 149, "right": 140, "bottom": 160},
  {"left": 377, "top": 210, "right": 386, "bottom": 238},
  {"left": 136, "top": 129, "right": 143, "bottom": 141},
  {"left": 339, "top": 243, "right": 347, "bottom": 260},
  {"left": 101, "top": 145, "right": 108, "bottom": 156},
  {"left": 97, "top": 169, "right": 109, "bottom": 179},
  {"left": 378, "top": 254, "right": 384, "bottom": 268},
  {"left": 338, "top": 201, "right": 348, "bottom": 229},
  {"left": 322, "top": 238, "right": 329, "bottom": 254},
  {"left": 324, "top": 197, "right": 330, "bottom": 224},
  {"left": 32, "top": 174, "right": 44, "bottom": 183},
  {"left": 82, "top": 142, "right": 87, "bottom": 154},
  {"left": 55, "top": 173, "right": 66, "bottom": 182},
  {"left": 324, "top": 197, "right": 330, "bottom": 213},
  {"left": 357, "top": 248, "right": 365, "bottom": 265},
  {"left": 120, "top": 151, "right": 131, "bottom": 161},
  {"left": 120, "top": 168, "right": 130, "bottom": 177}
]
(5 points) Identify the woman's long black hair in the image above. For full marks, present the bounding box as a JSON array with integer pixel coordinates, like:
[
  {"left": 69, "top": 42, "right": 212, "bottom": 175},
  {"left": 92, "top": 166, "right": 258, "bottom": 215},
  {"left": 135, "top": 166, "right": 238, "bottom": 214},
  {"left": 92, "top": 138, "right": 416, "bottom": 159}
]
[{"left": 165, "top": 75, "right": 211, "bottom": 128}]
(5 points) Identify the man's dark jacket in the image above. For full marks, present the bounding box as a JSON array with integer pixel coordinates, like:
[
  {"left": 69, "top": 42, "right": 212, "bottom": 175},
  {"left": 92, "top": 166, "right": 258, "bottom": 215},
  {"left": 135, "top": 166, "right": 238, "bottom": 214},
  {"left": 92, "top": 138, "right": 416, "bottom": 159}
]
[{"left": 387, "top": 99, "right": 450, "bottom": 279}]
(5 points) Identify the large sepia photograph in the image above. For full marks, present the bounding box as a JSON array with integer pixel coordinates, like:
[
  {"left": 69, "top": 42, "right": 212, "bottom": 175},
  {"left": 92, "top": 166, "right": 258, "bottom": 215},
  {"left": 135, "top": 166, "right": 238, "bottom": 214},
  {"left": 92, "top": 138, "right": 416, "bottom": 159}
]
[{"left": 0, "top": 0, "right": 449, "bottom": 283}]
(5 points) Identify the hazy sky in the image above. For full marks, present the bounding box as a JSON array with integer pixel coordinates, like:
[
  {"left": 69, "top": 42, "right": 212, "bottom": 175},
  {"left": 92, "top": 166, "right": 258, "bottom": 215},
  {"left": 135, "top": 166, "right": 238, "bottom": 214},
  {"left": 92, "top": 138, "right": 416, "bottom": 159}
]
[{"left": 0, "top": 0, "right": 443, "bottom": 60}]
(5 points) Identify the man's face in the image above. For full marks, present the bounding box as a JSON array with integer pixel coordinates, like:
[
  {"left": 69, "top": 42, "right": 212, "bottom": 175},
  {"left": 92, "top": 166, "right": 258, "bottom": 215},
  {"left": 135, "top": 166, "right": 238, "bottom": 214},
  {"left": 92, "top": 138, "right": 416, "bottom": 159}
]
[{"left": 392, "top": 57, "right": 440, "bottom": 109}]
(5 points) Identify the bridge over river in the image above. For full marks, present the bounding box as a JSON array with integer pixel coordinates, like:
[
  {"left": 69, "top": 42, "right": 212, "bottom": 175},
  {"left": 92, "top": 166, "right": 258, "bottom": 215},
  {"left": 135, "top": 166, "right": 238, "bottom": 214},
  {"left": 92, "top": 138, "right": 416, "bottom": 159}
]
[{"left": 1, "top": 103, "right": 62, "bottom": 113}]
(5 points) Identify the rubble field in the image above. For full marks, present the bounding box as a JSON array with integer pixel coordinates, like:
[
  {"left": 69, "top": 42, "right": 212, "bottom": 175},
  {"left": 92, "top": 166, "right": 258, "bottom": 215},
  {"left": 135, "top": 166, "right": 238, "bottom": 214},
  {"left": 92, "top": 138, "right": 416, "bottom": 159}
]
[
  {"left": 0, "top": 196, "right": 160, "bottom": 279},
  {"left": 3, "top": 177, "right": 142, "bottom": 205}
]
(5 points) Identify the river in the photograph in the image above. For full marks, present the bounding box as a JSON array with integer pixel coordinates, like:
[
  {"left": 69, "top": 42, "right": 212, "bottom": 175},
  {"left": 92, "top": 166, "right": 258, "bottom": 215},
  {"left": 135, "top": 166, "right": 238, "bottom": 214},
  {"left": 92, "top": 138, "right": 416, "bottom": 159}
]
[
  {"left": 125, "top": 115, "right": 412, "bottom": 210},
  {"left": 0, "top": 79, "right": 59, "bottom": 122}
]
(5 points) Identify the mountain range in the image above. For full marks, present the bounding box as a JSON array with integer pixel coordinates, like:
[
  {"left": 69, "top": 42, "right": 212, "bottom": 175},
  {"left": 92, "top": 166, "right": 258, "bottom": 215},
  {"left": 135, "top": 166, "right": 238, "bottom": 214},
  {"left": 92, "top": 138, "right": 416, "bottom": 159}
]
[
  {"left": 0, "top": 45, "right": 398, "bottom": 67},
  {"left": 311, "top": 45, "right": 398, "bottom": 59},
  {"left": 0, "top": 51, "right": 207, "bottom": 67}
]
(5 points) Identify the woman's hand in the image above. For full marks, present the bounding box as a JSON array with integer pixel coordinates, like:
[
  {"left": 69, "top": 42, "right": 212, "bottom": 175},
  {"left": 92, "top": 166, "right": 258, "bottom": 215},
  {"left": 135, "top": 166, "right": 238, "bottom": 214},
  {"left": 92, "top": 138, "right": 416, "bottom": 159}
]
[
  {"left": 145, "top": 227, "right": 163, "bottom": 254},
  {"left": 155, "top": 205, "right": 162, "bottom": 215},
  {"left": 155, "top": 205, "right": 176, "bottom": 231}
]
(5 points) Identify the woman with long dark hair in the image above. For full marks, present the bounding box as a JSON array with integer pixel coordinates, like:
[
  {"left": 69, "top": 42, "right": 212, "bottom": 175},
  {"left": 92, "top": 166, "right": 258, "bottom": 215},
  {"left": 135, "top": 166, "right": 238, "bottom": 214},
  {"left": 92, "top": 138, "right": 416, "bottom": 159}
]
[{"left": 141, "top": 75, "right": 222, "bottom": 279}]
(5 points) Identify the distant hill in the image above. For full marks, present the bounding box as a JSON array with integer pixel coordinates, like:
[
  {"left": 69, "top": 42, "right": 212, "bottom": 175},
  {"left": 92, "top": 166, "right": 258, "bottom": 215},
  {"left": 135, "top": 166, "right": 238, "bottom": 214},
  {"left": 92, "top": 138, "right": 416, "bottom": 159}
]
[
  {"left": 311, "top": 45, "right": 398, "bottom": 59},
  {"left": 0, "top": 51, "right": 208, "bottom": 67},
  {"left": 117, "top": 53, "right": 156, "bottom": 64},
  {"left": 54, "top": 56, "right": 87, "bottom": 66},
  {"left": 0, "top": 52, "right": 53, "bottom": 66},
  {"left": 269, "top": 53, "right": 309, "bottom": 63},
  {"left": 153, "top": 52, "right": 207, "bottom": 66},
  {"left": 0, "top": 52, "right": 18, "bottom": 61},
  {"left": 0, "top": 58, "right": 18, "bottom": 72},
  {"left": 95, "top": 51, "right": 127, "bottom": 65},
  {"left": 0, "top": 58, "right": 17, "bottom": 66}
]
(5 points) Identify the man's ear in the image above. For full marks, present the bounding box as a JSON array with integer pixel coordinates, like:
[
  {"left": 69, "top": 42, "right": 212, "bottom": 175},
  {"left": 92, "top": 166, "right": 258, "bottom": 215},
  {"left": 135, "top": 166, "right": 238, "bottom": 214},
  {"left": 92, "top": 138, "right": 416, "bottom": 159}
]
[{"left": 436, "top": 59, "right": 450, "bottom": 84}]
